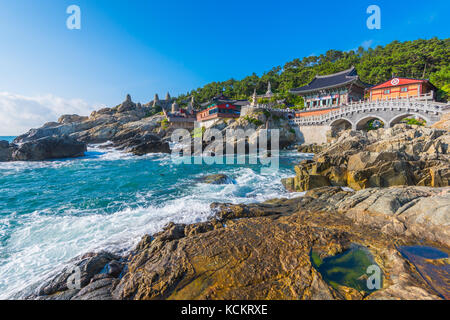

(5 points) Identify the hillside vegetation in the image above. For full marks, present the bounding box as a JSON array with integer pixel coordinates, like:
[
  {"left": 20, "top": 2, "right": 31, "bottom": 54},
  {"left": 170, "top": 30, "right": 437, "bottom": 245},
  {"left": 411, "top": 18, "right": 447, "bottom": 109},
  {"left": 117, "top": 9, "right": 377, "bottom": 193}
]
[{"left": 176, "top": 38, "right": 450, "bottom": 108}]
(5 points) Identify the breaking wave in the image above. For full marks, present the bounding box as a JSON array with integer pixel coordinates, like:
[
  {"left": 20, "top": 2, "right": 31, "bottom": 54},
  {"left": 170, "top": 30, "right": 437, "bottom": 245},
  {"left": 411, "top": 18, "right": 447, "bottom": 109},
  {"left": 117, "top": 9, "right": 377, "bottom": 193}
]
[{"left": 0, "top": 145, "right": 310, "bottom": 298}]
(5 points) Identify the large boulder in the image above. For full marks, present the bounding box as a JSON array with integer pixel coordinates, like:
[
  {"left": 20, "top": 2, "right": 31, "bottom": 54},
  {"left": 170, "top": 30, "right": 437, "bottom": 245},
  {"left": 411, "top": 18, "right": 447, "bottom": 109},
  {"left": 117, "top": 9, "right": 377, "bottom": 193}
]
[
  {"left": 11, "top": 135, "right": 87, "bottom": 161},
  {"left": 115, "top": 133, "right": 170, "bottom": 155}
]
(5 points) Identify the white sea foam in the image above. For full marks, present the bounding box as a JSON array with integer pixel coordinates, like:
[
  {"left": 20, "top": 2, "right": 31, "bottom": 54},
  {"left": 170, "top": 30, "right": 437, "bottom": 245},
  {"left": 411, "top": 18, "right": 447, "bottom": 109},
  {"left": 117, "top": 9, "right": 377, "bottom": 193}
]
[
  {"left": 0, "top": 147, "right": 307, "bottom": 299},
  {"left": 0, "top": 198, "right": 212, "bottom": 299}
]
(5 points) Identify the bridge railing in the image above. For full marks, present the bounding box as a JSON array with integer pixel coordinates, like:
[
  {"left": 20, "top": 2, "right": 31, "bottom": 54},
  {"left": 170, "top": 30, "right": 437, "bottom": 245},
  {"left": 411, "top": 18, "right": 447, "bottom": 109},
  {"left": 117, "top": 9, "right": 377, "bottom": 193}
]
[{"left": 290, "top": 97, "right": 449, "bottom": 126}]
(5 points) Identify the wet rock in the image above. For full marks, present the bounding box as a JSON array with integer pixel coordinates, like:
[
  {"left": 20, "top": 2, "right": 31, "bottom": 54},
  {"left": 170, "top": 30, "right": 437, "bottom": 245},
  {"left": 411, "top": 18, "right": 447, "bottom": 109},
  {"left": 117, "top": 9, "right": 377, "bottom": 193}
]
[
  {"left": 397, "top": 245, "right": 450, "bottom": 299},
  {"left": 119, "top": 133, "right": 171, "bottom": 155},
  {"left": 72, "top": 278, "right": 118, "bottom": 300},
  {"left": 105, "top": 261, "right": 124, "bottom": 278},
  {"left": 200, "top": 174, "right": 234, "bottom": 185},
  {"left": 36, "top": 251, "right": 120, "bottom": 298},
  {"left": 12, "top": 94, "right": 170, "bottom": 159},
  {"left": 26, "top": 186, "right": 448, "bottom": 300},
  {"left": 10, "top": 135, "right": 86, "bottom": 161},
  {"left": 113, "top": 186, "right": 448, "bottom": 300}
]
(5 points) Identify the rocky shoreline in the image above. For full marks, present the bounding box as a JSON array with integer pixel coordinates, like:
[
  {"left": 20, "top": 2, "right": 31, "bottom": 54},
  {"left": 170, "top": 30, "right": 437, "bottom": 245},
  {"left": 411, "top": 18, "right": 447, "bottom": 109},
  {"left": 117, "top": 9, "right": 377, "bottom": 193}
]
[
  {"left": 0, "top": 95, "right": 171, "bottom": 162},
  {"left": 25, "top": 185, "right": 449, "bottom": 300},
  {"left": 3, "top": 98, "right": 448, "bottom": 300},
  {"left": 19, "top": 121, "right": 449, "bottom": 301},
  {"left": 282, "top": 124, "right": 449, "bottom": 192}
]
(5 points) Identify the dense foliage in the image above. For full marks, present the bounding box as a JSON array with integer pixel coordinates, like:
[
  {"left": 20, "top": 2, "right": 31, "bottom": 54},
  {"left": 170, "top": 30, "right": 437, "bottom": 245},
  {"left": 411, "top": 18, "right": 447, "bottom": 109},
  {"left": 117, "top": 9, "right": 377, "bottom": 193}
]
[{"left": 176, "top": 38, "right": 450, "bottom": 108}]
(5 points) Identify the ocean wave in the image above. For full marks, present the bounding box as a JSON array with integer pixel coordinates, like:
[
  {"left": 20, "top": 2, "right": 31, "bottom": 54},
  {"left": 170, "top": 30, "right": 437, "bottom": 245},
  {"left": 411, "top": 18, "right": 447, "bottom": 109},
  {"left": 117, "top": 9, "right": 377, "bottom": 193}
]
[{"left": 0, "top": 148, "right": 308, "bottom": 298}]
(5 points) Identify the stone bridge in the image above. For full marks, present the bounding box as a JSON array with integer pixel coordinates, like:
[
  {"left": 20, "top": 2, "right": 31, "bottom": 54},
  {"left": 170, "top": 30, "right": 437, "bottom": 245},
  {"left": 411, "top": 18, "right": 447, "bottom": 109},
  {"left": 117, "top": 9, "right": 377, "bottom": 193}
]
[{"left": 289, "top": 99, "right": 450, "bottom": 144}]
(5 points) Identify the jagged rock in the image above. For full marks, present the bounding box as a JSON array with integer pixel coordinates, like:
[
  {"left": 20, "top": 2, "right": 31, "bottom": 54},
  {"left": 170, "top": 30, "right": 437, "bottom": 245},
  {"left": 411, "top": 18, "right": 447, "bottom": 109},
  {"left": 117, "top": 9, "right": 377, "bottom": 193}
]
[
  {"left": 58, "top": 114, "right": 88, "bottom": 124},
  {"left": 297, "top": 143, "right": 324, "bottom": 154},
  {"left": 13, "top": 102, "right": 169, "bottom": 158},
  {"left": 117, "top": 94, "right": 136, "bottom": 113},
  {"left": 285, "top": 125, "right": 450, "bottom": 191},
  {"left": 71, "top": 278, "right": 118, "bottom": 300},
  {"left": 282, "top": 173, "right": 330, "bottom": 192},
  {"left": 192, "top": 109, "right": 297, "bottom": 155}
]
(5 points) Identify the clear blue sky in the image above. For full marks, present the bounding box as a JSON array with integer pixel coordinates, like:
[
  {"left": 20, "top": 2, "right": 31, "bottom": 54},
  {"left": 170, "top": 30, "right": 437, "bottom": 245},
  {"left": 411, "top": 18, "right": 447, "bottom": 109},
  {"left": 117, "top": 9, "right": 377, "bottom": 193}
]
[{"left": 0, "top": 0, "right": 449, "bottom": 108}]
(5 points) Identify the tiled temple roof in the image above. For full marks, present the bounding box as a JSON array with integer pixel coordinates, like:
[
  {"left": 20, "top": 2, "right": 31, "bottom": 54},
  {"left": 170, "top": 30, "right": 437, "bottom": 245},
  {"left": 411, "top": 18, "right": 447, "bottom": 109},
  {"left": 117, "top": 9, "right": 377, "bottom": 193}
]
[
  {"left": 290, "top": 67, "right": 372, "bottom": 94},
  {"left": 200, "top": 94, "right": 248, "bottom": 107}
]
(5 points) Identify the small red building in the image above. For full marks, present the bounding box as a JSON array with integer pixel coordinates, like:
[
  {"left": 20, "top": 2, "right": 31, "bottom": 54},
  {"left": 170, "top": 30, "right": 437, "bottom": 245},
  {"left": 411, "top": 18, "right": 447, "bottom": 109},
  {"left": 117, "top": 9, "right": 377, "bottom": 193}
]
[
  {"left": 196, "top": 94, "right": 247, "bottom": 127},
  {"left": 368, "top": 77, "right": 437, "bottom": 101}
]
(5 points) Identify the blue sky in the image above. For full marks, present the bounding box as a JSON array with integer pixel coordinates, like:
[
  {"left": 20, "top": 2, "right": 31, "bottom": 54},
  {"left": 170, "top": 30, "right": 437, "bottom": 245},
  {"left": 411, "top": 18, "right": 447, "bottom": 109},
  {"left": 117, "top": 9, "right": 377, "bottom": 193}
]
[{"left": 0, "top": 0, "right": 449, "bottom": 134}]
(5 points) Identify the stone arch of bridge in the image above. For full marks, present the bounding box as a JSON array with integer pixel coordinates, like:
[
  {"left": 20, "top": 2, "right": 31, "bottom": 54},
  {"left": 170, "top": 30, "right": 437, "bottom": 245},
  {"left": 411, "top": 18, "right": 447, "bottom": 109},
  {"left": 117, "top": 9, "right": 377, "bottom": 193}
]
[
  {"left": 355, "top": 115, "right": 389, "bottom": 131},
  {"left": 388, "top": 112, "right": 431, "bottom": 127},
  {"left": 329, "top": 118, "right": 353, "bottom": 131}
]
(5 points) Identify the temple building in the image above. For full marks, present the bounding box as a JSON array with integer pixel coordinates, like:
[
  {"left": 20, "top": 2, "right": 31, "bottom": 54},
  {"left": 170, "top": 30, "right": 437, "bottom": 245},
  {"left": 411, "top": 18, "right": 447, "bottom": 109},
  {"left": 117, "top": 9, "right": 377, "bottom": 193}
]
[
  {"left": 290, "top": 67, "right": 372, "bottom": 109},
  {"left": 367, "top": 77, "right": 437, "bottom": 102},
  {"left": 196, "top": 94, "right": 248, "bottom": 128}
]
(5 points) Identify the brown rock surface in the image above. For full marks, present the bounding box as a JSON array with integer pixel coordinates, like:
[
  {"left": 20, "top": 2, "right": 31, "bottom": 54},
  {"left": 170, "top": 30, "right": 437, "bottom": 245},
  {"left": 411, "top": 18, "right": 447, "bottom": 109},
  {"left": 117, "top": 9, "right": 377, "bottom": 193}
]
[
  {"left": 27, "top": 186, "right": 448, "bottom": 300},
  {"left": 283, "top": 125, "right": 450, "bottom": 192},
  {"left": 109, "top": 186, "right": 448, "bottom": 300}
]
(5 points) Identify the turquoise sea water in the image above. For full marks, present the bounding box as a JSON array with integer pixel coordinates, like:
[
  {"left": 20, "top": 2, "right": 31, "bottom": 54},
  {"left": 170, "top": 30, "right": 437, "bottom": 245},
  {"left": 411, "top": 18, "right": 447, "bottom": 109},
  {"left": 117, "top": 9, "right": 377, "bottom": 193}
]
[
  {"left": 0, "top": 142, "right": 310, "bottom": 298},
  {"left": 0, "top": 136, "right": 15, "bottom": 143}
]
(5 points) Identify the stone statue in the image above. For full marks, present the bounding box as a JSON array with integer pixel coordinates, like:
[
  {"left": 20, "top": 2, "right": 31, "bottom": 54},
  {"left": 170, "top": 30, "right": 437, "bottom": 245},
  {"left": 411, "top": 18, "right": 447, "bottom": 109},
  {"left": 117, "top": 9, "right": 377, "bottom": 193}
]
[
  {"left": 252, "top": 89, "right": 257, "bottom": 106},
  {"left": 266, "top": 82, "right": 272, "bottom": 96},
  {"left": 187, "top": 96, "right": 194, "bottom": 113},
  {"left": 171, "top": 101, "right": 179, "bottom": 113}
]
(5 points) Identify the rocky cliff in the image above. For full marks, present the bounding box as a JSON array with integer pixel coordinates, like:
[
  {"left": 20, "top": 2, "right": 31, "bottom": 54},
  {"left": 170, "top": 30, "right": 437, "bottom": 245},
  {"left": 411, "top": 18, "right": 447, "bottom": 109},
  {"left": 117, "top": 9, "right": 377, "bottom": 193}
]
[
  {"left": 190, "top": 109, "right": 296, "bottom": 156},
  {"left": 1, "top": 95, "right": 171, "bottom": 162},
  {"left": 282, "top": 124, "right": 449, "bottom": 192}
]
